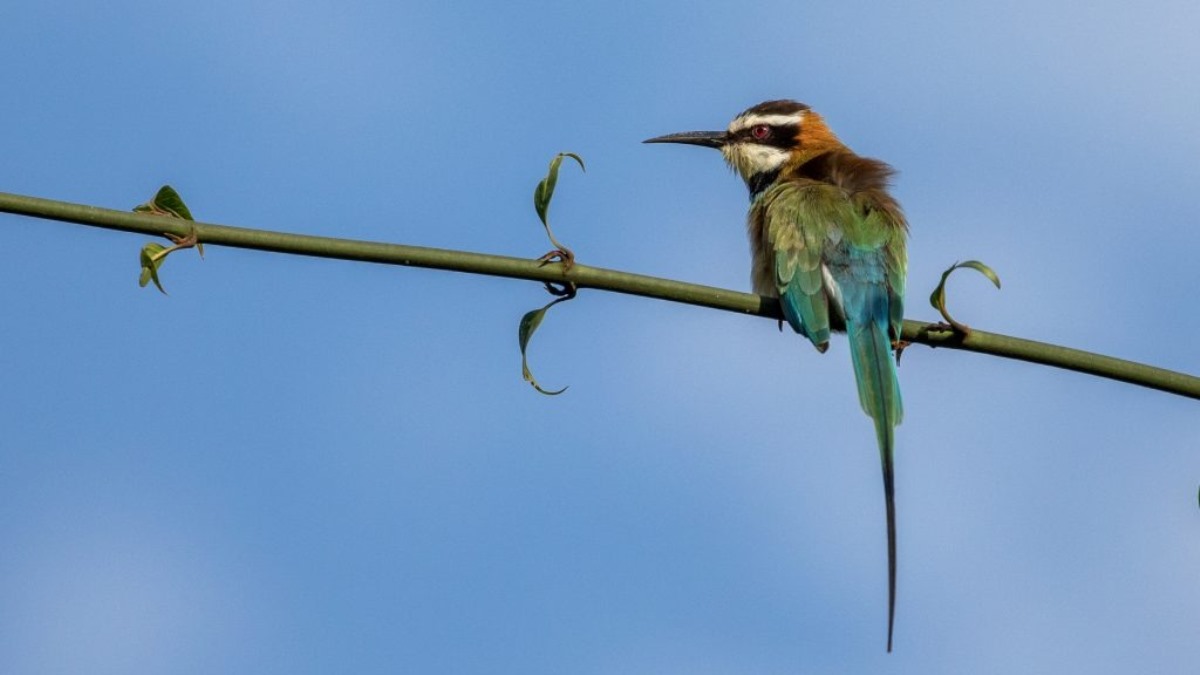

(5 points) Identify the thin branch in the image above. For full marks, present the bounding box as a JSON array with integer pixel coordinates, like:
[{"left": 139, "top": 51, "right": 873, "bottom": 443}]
[{"left": 2, "top": 190, "right": 1197, "bottom": 401}]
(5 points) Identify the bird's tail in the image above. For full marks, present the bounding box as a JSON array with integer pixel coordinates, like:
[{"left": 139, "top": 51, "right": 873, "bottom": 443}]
[{"left": 847, "top": 308, "right": 903, "bottom": 652}]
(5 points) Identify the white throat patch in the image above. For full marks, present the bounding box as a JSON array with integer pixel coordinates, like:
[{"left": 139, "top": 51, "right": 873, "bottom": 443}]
[{"left": 721, "top": 143, "right": 789, "bottom": 180}]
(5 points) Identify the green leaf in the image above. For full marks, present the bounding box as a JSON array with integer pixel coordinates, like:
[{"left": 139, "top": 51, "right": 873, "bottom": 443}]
[
  {"left": 152, "top": 185, "right": 194, "bottom": 220},
  {"left": 133, "top": 185, "right": 204, "bottom": 281},
  {"left": 532, "top": 153, "right": 584, "bottom": 261},
  {"left": 929, "top": 259, "right": 1002, "bottom": 333},
  {"left": 134, "top": 185, "right": 194, "bottom": 221},
  {"left": 139, "top": 242, "right": 168, "bottom": 294},
  {"left": 533, "top": 153, "right": 585, "bottom": 228},
  {"left": 518, "top": 297, "right": 570, "bottom": 396}
]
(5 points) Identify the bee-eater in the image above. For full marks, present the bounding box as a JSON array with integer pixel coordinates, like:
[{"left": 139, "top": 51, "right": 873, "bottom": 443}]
[{"left": 645, "top": 100, "right": 908, "bottom": 651}]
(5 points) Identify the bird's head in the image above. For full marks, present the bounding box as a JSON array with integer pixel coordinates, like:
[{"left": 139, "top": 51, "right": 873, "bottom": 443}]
[{"left": 644, "top": 99, "right": 844, "bottom": 194}]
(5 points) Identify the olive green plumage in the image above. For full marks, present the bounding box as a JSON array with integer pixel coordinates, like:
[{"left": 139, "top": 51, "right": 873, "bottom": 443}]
[{"left": 645, "top": 99, "right": 909, "bottom": 651}]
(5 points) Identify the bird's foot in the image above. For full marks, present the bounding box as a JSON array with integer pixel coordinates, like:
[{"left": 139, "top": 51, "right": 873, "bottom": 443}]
[{"left": 892, "top": 339, "right": 911, "bottom": 364}]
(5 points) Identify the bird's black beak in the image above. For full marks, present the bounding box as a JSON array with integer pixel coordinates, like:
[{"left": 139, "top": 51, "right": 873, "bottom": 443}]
[{"left": 642, "top": 130, "right": 727, "bottom": 149}]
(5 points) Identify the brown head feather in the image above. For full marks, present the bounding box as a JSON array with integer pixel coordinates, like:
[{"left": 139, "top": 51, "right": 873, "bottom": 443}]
[
  {"left": 791, "top": 112, "right": 845, "bottom": 165},
  {"left": 736, "top": 99, "right": 811, "bottom": 119}
]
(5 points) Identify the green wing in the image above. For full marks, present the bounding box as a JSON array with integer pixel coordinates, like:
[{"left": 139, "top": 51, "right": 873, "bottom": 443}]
[
  {"left": 760, "top": 181, "right": 852, "bottom": 350},
  {"left": 760, "top": 180, "right": 907, "bottom": 347}
]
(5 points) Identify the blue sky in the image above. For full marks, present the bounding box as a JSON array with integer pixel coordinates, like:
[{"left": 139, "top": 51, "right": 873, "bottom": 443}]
[{"left": 2, "top": 1, "right": 1198, "bottom": 673}]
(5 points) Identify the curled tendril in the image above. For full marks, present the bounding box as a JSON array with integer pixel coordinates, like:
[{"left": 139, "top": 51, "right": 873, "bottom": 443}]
[{"left": 928, "top": 260, "right": 1002, "bottom": 335}]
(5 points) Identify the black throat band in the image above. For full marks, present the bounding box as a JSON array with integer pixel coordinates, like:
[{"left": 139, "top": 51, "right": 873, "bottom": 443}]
[{"left": 747, "top": 169, "right": 780, "bottom": 200}]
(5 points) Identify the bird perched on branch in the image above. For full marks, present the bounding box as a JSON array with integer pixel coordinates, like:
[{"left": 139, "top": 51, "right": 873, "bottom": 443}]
[{"left": 645, "top": 99, "right": 908, "bottom": 651}]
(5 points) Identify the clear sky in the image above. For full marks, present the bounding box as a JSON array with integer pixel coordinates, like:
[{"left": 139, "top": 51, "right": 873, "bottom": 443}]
[{"left": 2, "top": 1, "right": 1198, "bottom": 673}]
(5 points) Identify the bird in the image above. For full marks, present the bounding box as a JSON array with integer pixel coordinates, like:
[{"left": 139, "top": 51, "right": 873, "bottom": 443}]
[{"left": 645, "top": 100, "right": 908, "bottom": 652}]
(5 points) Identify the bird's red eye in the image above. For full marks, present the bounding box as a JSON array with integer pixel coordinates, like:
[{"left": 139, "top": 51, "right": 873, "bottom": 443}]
[{"left": 751, "top": 124, "right": 771, "bottom": 140}]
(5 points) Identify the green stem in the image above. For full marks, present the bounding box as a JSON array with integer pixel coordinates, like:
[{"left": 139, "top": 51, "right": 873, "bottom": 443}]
[{"left": 2, "top": 190, "right": 1198, "bottom": 401}]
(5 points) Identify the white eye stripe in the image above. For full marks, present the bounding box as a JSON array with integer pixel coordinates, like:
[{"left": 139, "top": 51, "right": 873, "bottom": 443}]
[{"left": 728, "top": 112, "right": 806, "bottom": 133}]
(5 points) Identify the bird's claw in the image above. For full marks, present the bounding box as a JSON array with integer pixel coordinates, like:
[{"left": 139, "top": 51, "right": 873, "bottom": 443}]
[{"left": 892, "top": 339, "right": 911, "bottom": 364}]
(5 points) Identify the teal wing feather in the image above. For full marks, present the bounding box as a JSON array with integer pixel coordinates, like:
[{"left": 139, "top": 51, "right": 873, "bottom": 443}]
[
  {"left": 761, "top": 179, "right": 906, "bottom": 651},
  {"left": 759, "top": 182, "right": 844, "bottom": 350}
]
